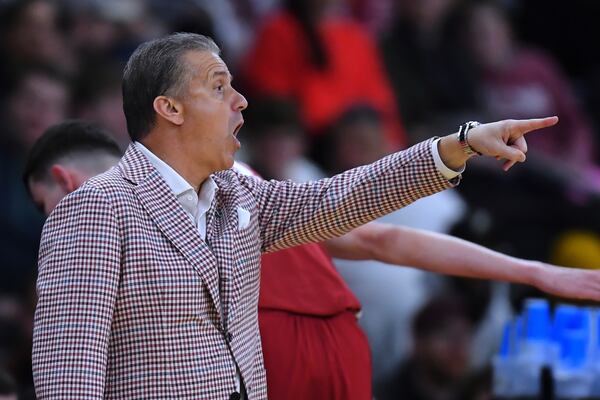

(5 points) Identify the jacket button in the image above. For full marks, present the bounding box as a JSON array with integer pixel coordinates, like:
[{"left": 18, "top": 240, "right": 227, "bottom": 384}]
[
  {"left": 226, "top": 332, "right": 233, "bottom": 343},
  {"left": 229, "top": 392, "right": 241, "bottom": 400}
]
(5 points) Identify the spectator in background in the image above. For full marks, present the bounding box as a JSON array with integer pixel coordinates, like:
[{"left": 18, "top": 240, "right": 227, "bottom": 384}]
[
  {"left": 514, "top": 0, "right": 600, "bottom": 102},
  {"left": 241, "top": 0, "right": 407, "bottom": 150},
  {"left": 73, "top": 62, "right": 129, "bottom": 147},
  {"left": 514, "top": 0, "right": 600, "bottom": 163},
  {"left": 165, "top": 2, "right": 241, "bottom": 69},
  {"left": 150, "top": 0, "right": 257, "bottom": 68},
  {"left": 454, "top": 1, "right": 600, "bottom": 312},
  {"left": 346, "top": 0, "right": 395, "bottom": 36},
  {"left": 453, "top": 2, "right": 600, "bottom": 279},
  {"left": 318, "top": 105, "right": 388, "bottom": 174},
  {"left": 466, "top": 2, "right": 596, "bottom": 169},
  {"left": 0, "top": 0, "right": 76, "bottom": 91},
  {"left": 0, "top": 65, "right": 70, "bottom": 286},
  {"left": 167, "top": 2, "right": 216, "bottom": 40},
  {"left": 0, "top": 295, "right": 35, "bottom": 400},
  {"left": 0, "top": 370, "right": 17, "bottom": 400},
  {"left": 242, "top": 98, "right": 324, "bottom": 181},
  {"left": 66, "top": 1, "right": 123, "bottom": 61},
  {"left": 22, "top": 120, "right": 122, "bottom": 216},
  {"left": 186, "top": 0, "right": 254, "bottom": 67},
  {"left": 0, "top": 121, "right": 121, "bottom": 397},
  {"left": 380, "top": 0, "right": 479, "bottom": 144},
  {"left": 382, "top": 294, "right": 480, "bottom": 400},
  {"left": 66, "top": 0, "right": 164, "bottom": 65},
  {"left": 2, "top": 66, "right": 70, "bottom": 152}
]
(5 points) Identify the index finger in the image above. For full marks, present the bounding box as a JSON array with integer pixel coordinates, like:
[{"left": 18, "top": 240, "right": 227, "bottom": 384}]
[{"left": 510, "top": 116, "right": 559, "bottom": 137}]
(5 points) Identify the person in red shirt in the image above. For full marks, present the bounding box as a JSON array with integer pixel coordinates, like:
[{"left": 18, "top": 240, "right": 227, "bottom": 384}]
[
  {"left": 258, "top": 243, "right": 369, "bottom": 399},
  {"left": 241, "top": 0, "right": 407, "bottom": 150}
]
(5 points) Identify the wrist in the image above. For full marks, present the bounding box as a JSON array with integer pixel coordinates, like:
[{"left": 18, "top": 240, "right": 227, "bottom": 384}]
[
  {"left": 520, "top": 259, "right": 544, "bottom": 287},
  {"left": 439, "top": 133, "right": 470, "bottom": 170}
]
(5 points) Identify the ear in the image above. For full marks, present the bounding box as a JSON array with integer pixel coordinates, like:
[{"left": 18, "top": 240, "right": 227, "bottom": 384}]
[
  {"left": 153, "top": 95, "right": 184, "bottom": 126},
  {"left": 49, "top": 164, "right": 77, "bottom": 193}
]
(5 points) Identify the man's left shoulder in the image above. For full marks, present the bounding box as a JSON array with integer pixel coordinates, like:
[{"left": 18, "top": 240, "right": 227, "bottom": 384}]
[
  {"left": 214, "top": 167, "right": 261, "bottom": 191},
  {"left": 213, "top": 168, "right": 261, "bottom": 208}
]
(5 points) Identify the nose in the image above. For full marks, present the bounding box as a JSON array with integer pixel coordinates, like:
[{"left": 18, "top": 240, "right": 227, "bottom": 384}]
[{"left": 232, "top": 88, "right": 248, "bottom": 112}]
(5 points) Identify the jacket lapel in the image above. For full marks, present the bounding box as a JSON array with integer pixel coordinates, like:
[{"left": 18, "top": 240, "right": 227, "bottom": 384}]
[
  {"left": 210, "top": 175, "right": 252, "bottom": 328},
  {"left": 119, "top": 144, "right": 222, "bottom": 316}
]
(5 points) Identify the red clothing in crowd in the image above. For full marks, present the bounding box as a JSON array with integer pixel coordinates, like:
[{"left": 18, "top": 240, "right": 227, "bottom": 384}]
[
  {"left": 259, "top": 243, "right": 372, "bottom": 399},
  {"left": 242, "top": 11, "right": 407, "bottom": 150}
]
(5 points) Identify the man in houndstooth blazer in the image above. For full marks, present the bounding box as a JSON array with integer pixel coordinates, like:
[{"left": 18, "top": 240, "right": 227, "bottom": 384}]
[{"left": 32, "top": 33, "right": 558, "bottom": 399}]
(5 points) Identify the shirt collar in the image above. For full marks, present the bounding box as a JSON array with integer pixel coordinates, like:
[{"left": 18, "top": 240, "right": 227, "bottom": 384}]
[{"left": 135, "top": 141, "right": 217, "bottom": 203}]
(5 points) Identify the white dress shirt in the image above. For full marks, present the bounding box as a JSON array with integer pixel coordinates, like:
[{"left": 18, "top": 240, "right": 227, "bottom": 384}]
[
  {"left": 135, "top": 142, "right": 217, "bottom": 239},
  {"left": 432, "top": 138, "right": 465, "bottom": 179}
]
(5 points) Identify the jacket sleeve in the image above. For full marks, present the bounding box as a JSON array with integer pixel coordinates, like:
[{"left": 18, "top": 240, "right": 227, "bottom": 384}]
[
  {"left": 32, "top": 184, "right": 121, "bottom": 399},
  {"left": 237, "top": 139, "right": 455, "bottom": 253}
]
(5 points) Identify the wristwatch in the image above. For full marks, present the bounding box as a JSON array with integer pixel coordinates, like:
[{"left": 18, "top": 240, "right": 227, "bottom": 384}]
[{"left": 457, "top": 121, "right": 481, "bottom": 157}]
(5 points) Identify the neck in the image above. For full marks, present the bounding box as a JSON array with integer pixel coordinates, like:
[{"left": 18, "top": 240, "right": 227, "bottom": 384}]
[{"left": 141, "top": 132, "right": 210, "bottom": 192}]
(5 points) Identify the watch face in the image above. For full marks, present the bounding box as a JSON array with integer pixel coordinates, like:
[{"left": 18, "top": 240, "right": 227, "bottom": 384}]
[{"left": 459, "top": 122, "right": 480, "bottom": 156}]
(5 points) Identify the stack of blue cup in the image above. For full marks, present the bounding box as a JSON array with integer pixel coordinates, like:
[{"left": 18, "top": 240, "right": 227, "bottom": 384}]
[{"left": 494, "top": 299, "right": 598, "bottom": 399}]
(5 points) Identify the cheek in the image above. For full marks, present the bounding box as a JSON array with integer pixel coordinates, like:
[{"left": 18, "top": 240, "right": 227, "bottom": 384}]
[
  {"left": 189, "top": 104, "right": 230, "bottom": 136},
  {"left": 207, "top": 97, "right": 232, "bottom": 123}
]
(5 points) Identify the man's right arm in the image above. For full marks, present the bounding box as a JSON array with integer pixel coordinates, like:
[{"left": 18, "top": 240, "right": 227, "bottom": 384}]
[
  {"left": 33, "top": 185, "right": 120, "bottom": 399},
  {"left": 239, "top": 139, "right": 452, "bottom": 253},
  {"left": 237, "top": 117, "right": 558, "bottom": 254}
]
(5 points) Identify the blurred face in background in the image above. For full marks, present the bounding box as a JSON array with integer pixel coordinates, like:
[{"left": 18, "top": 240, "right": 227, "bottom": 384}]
[
  {"left": 80, "top": 89, "right": 129, "bottom": 148},
  {"left": 250, "top": 125, "right": 305, "bottom": 180},
  {"left": 332, "top": 117, "right": 386, "bottom": 172},
  {"left": 403, "top": 0, "right": 457, "bottom": 31},
  {"left": 415, "top": 317, "right": 472, "bottom": 384},
  {"left": 5, "top": 0, "right": 68, "bottom": 65},
  {"left": 468, "top": 4, "right": 514, "bottom": 71},
  {"left": 70, "top": 11, "right": 120, "bottom": 55},
  {"left": 7, "top": 73, "right": 69, "bottom": 150}
]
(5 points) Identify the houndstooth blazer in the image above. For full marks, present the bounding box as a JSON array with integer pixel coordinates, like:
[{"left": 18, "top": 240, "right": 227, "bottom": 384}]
[{"left": 32, "top": 139, "right": 453, "bottom": 399}]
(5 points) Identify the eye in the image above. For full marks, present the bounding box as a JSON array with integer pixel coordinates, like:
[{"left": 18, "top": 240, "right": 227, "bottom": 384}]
[{"left": 215, "top": 84, "right": 224, "bottom": 93}]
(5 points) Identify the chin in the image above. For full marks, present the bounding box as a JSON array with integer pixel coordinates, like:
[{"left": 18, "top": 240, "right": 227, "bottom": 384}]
[{"left": 216, "top": 156, "right": 235, "bottom": 172}]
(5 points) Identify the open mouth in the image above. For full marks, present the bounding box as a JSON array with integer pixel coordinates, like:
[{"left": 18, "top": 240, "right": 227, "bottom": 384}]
[{"left": 233, "top": 121, "right": 244, "bottom": 137}]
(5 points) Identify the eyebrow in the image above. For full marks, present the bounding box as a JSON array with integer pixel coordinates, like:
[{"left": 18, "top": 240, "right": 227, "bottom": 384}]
[{"left": 209, "top": 70, "right": 233, "bottom": 82}]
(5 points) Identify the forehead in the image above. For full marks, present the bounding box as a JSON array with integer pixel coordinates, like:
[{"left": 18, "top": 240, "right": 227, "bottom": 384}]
[{"left": 182, "top": 50, "right": 230, "bottom": 81}]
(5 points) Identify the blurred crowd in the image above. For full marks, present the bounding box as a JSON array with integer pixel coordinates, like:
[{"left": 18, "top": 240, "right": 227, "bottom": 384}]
[{"left": 2, "top": 0, "right": 600, "bottom": 398}]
